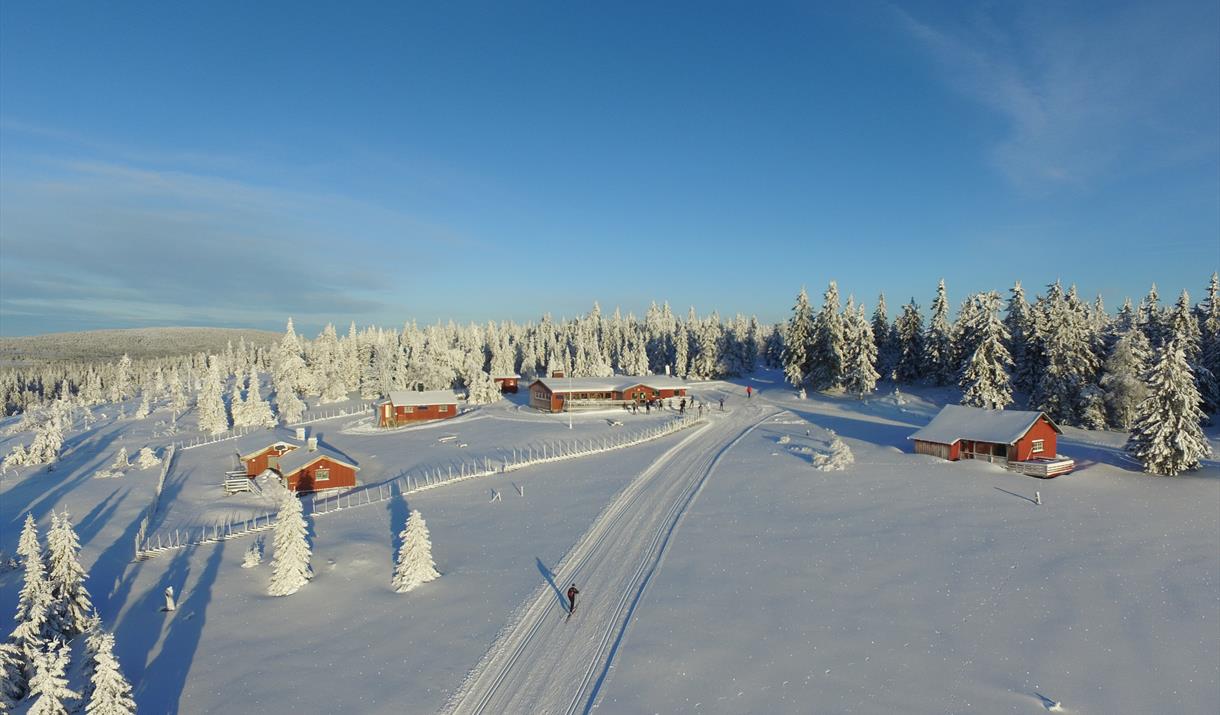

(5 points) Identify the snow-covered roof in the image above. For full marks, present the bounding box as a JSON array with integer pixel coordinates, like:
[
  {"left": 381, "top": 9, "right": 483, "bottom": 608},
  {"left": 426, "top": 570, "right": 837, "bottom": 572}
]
[
  {"left": 531, "top": 375, "right": 691, "bottom": 394},
  {"left": 492, "top": 373, "right": 521, "bottom": 379},
  {"left": 275, "top": 444, "right": 359, "bottom": 475},
  {"left": 386, "top": 390, "right": 463, "bottom": 407},
  {"left": 233, "top": 432, "right": 297, "bottom": 460},
  {"left": 908, "top": 404, "right": 1062, "bottom": 445}
]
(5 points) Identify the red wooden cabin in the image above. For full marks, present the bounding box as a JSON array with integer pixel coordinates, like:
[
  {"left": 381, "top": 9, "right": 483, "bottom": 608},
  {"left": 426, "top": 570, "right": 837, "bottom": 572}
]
[
  {"left": 528, "top": 376, "right": 690, "bottom": 413},
  {"left": 909, "top": 405, "right": 1074, "bottom": 477},
  {"left": 378, "top": 390, "right": 462, "bottom": 427},
  {"left": 493, "top": 373, "right": 521, "bottom": 393}
]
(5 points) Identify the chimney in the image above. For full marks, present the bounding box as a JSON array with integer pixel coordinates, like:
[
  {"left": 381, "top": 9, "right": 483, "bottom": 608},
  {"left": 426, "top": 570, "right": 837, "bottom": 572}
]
[
  {"left": 307, "top": 437, "right": 317, "bottom": 452},
  {"left": 295, "top": 427, "right": 306, "bottom": 442}
]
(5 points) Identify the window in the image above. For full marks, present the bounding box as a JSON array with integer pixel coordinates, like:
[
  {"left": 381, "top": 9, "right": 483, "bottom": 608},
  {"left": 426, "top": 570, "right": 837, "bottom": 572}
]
[
  {"left": 1031, "top": 439, "right": 1045, "bottom": 454},
  {"left": 315, "top": 468, "right": 330, "bottom": 482},
  {"left": 402, "top": 405, "right": 415, "bottom": 413},
  {"left": 439, "top": 404, "right": 449, "bottom": 412}
]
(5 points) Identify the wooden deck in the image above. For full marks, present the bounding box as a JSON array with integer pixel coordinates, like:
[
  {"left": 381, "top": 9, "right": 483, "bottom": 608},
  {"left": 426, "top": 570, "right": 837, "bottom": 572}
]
[{"left": 1008, "top": 456, "right": 1075, "bottom": 478}]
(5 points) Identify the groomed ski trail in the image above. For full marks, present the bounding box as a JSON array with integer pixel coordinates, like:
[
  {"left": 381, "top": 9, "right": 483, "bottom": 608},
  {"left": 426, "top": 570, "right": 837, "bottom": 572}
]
[{"left": 446, "top": 400, "right": 778, "bottom": 715}]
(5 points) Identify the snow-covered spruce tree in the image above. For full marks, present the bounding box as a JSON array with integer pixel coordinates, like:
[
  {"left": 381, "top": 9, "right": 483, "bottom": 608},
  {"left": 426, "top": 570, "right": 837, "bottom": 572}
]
[
  {"left": 131, "top": 391, "right": 150, "bottom": 420},
  {"left": 1031, "top": 282, "right": 1102, "bottom": 426},
  {"left": 871, "top": 294, "right": 894, "bottom": 381},
  {"left": 196, "top": 359, "right": 229, "bottom": 435},
  {"left": 841, "top": 302, "right": 879, "bottom": 398},
  {"left": 1004, "top": 281, "right": 1036, "bottom": 397},
  {"left": 1138, "top": 283, "right": 1163, "bottom": 347},
  {"left": 808, "top": 282, "right": 846, "bottom": 390},
  {"left": 462, "top": 357, "right": 501, "bottom": 406},
  {"left": 25, "top": 642, "right": 76, "bottom": 715},
  {"left": 46, "top": 511, "right": 93, "bottom": 638},
  {"left": 108, "top": 448, "right": 129, "bottom": 474},
  {"left": 392, "top": 509, "right": 440, "bottom": 593},
  {"left": 240, "top": 370, "right": 276, "bottom": 429},
  {"left": 892, "top": 300, "right": 925, "bottom": 384},
  {"left": 1126, "top": 339, "right": 1212, "bottom": 476},
  {"left": 959, "top": 292, "right": 1013, "bottom": 410},
  {"left": 0, "top": 641, "right": 24, "bottom": 707},
  {"left": 1198, "top": 272, "right": 1220, "bottom": 416},
  {"left": 83, "top": 630, "right": 135, "bottom": 715},
  {"left": 782, "top": 288, "right": 815, "bottom": 387},
  {"left": 7, "top": 514, "right": 51, "bottom": 698},
  {"left": 950, "top": 293, "right": 985, "bottom": 377},
  {"left": 924, "top": 279, "right": 954, "bottom": 385},
  {"left": 1166, "top": 289, "right": 1219, "bottom": 421},
  {"left": 268, "top": 491, "right": 312, "bottom": 596},
  {"left": 1101, "top": 328, "right": 1151, "bottom": 430}
]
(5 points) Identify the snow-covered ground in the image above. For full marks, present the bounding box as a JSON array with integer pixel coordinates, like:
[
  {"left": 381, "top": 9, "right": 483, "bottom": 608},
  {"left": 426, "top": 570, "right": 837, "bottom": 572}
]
[{"left": 1, "top": 373, "right": 1216, "bottom": 714}]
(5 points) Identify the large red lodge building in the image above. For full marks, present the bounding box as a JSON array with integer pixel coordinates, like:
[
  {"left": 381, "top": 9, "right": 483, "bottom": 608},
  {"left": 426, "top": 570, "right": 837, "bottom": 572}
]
[{"left": 528, "top": 375, "right": 690, "bottom": 413}]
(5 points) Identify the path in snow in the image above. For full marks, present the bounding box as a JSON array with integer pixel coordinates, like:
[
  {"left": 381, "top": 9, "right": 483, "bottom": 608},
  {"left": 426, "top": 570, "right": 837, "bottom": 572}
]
[{"left": 445, "top": 399, "right": 778, "bottom": 715}]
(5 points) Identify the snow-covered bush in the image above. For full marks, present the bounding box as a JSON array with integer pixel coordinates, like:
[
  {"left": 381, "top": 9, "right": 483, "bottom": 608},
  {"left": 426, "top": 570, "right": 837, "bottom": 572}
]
[
  {"left": 242, "top": 538, "right": 263, "bottom": 569},
  {"left": 392, "top": 509, "right": 439, "bottom": 593},
  {"left": 268, "top": 492, "right": 312, "bottom": 596},
  {"left": 135, "top": 446, "right": 161, "bottom": 470},
  {"left": 812, "top": 434, "right": 854, "bottom": 472}
]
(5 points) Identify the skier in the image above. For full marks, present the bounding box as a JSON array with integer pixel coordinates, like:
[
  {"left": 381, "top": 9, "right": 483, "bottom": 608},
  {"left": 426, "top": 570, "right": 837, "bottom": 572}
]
[
  {"left": 679, "top": 398, "right": 686, "bottom": 414},
  {"left": 746, "top": 386, "right": 753, "bottom": 399},
  {"left": 719, "top": 397, "right": 724, "bottom": 411},
  {"left": 567, "top": 583, "right": 580, "bottom": 614}
]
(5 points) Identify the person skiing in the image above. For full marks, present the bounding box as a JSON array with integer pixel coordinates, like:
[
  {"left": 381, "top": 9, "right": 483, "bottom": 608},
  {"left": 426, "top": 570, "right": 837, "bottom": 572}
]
[
  {"left": 718, "top": 397, "right": 724, "bottom": 410},
  {"left": 746, "top": 385, "right": 753, "bottom": 399},
  {"left": 567, "top": 583, "right": 580, "bottom": 614}
]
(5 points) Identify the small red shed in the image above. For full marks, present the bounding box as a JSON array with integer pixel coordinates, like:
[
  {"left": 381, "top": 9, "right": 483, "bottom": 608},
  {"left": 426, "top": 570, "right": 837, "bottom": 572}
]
[
  {"left": 909, "top": 404, "right": 1074, "bottom": 477},
  {"left": 492, "top": 373, "right": 521, "bottom": 393}
]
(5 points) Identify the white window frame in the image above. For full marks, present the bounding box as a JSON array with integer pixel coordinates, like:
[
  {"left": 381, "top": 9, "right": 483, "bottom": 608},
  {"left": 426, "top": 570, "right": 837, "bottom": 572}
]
[
  {"left": 315, "top": 468, "right": 330, "bottom": 482},
  {"left": 1031, "top": 439, "right": 1045, "bottom": 454},
  {"left": 439, "top": 404, "right": 449, "bottom": 413}
]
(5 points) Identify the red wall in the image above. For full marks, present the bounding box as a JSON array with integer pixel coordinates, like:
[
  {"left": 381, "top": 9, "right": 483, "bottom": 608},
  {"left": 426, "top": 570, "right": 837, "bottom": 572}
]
[
  {"left": 495, "top": 377, "right": 519, "bottom": 393},
  {"left": 379, "top": 401, "right": 457, "bottom": 426},
  {"left": 1013, "top": 417, "right": 1058, "bottom": 461},
  {"left": 243, "top": 445, "right": 298, "bottom": 477},
  {"left": 286, "top": 457, "right": 357, "bottom": 492}
]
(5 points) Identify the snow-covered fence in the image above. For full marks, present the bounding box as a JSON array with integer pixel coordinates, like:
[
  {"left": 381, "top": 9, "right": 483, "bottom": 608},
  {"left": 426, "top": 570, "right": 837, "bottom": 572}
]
[
  {"left": 132, "top": 445, "right": 176, "bottom": 560},
  {"left": 290, "top": 402, "right": 374, "bottom": 427},
  {"left": 174, "top": 425, "right": 268, "bottom": 452},
  {"left": 135, "top": 413, "right": 705, "bottom": 559}
]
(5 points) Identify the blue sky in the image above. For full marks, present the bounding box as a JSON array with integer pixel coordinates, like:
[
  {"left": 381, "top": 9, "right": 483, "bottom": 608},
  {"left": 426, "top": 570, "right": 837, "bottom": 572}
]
[{"left": 1, "top": 1, "right": 1217, "bottom": 336}]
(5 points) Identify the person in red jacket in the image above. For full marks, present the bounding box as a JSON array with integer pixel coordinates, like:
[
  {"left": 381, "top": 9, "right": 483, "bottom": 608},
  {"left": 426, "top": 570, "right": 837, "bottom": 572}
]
[
  {"left": 567, "top": 583, "right": 580, "bottom": 614},
  {"left": 746, "top": 385, "right": 753, "bottom": 399}
]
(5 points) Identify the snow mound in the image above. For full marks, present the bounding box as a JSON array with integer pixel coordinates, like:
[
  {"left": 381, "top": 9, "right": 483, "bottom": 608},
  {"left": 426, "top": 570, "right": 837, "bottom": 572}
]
[{"left": 812, "top": 434, "right": 854, "bottom": 472}]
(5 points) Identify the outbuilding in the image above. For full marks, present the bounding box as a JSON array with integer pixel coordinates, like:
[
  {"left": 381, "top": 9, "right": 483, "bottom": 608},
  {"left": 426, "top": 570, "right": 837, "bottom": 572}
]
[
  {"left": 378, "top": 389, "right": 463, "bottom": 427},
  {"left": 273, "top": 439, "right": 359, "bottom": 492},
  {"left": 908, "top": 404, "right": 1074, "bottom": 477},
  {"left": 492, "top": 373, "right": 521, "bottom": 393}
]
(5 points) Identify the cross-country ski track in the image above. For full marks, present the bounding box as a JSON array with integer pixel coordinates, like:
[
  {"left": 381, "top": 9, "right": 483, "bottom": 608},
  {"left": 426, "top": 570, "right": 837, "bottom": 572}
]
[{"left": 445, "top": 399, "right": 779, "bottom": 715}]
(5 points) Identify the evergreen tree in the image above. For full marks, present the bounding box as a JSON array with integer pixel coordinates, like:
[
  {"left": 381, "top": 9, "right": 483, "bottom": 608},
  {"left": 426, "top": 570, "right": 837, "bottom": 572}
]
[
  {"left": 240, "top": 371, "right": 276, "bottom": 429},
  {"left": 268, "top": 491, "right": 312, "bottom": 596},
  {"left": 870, "top": 294, "right": 893, "bottom": 381},
  {"left": 7, "top": 514, "right": 50, "bottom": 698},
  {"left": 923, "top": 279, "right": 954, "bottom": 385},
  {"left": 1004, "top": 282, "right": 1036, "bottom": 397},
  {"left": 959, "top": 292, "right": 1014, "bottom": 410},
  {"left": 841, "top": 303, "right": 879, "bottom": 398},
  {"left": 1031, "top": 282, "right": 1102, "bottom": 426},
  {"left": 1198, "top": 272, "right": 1220, "bottom": 416},
  {"left": 196, "top": 360, "right": 229, "bottom": 435},
  {"left": 83, "top": 631, "right": 135, "bottom": 715},
  {"left": 0, "top": 641, "right": 23, "bottom": 707},
  {"left": 892, "top": 300, "right": 925, "bottom": 384},
  {"left": 1101, "top": 328, "right": 1151, "bottom": 429},
  {"left": 392, "top": 509, "right": 440, "bottom": 593},
  {"left": 808, "top": 282, "right": 846, "bottom": 390},
  {"left": 25, "top": 643, "right": 76, "bottom": 715},
  {"left": 45, "top": 511, "right": 93, "bottom": 638},
  {"left": 1137, "top": 283, "right": 1163, "bottom": 346},
  {"left": 1126, "top": 340, "right": 1212, "bottom": 475},
  {"left": 782, "top": 288, "right": 815, "bottom": 387}
]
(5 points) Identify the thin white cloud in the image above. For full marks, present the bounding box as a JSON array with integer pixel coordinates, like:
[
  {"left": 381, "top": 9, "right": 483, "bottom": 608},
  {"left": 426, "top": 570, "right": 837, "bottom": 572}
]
[{"left": 892, "top": 1, "right": 1219, "bottom": 191}]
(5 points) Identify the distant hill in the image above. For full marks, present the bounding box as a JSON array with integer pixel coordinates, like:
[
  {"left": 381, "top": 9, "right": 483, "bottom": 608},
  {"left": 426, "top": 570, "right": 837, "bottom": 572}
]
[{"left": 0, "top": 327, "right": 281, "bottom": 364}]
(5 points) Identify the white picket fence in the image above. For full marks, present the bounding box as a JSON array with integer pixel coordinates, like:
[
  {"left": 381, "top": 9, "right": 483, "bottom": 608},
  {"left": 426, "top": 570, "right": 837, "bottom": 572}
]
[
  {"left": 175, "top": 425, "right": 269, "bottom": 452},
  {"left": 135, "top": 413, "right": 704, "bottom": 559},
  {"left": 132, "top": 445, "right": 176, "bottom": 559},
  {"left": 291, "top": 402, "right": 374, "bottom": 427}
]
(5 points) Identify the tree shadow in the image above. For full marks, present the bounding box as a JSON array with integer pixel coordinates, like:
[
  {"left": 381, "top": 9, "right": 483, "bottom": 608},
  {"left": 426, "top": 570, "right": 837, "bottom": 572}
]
[
  {"left": 75, "top": 487, "right": 127, "bottom": 548},
  {"left": 535, "top": 557, "right": 565, "bottom": 611},
  {"left": 387, "top": 482, "right": 408, "bottom": 568},
  {"left": 2, "top": 429, "right": 122, "bottom": 535},
  {"left": 993, "top": 487, "right": 1038, "bottom": 505},
  {"left": 780, "top": 403, "right": 919, "bottom": 451},
  {"left": 142, "top": 540, "right": 226, "bottom": 715}
]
